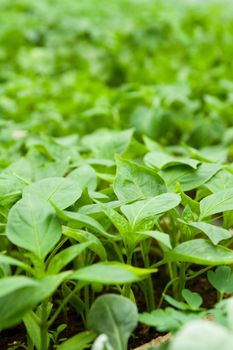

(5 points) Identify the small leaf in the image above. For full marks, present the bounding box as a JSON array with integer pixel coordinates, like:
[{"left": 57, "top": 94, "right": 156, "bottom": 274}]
[
  {"left": 207, "top": 266, "right": 233, "bottom": 294},
  {"left": 182, "top": 289, "right": 203, "bottom": 310},
  {"left": 164, "top": 294, "right": 188, "bottom": 310},
  {"left": 139, "top": 308, "right": 197, "bottom": 333}
]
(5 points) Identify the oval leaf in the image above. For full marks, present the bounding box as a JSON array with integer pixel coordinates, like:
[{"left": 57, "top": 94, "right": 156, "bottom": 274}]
[
  {"left": 200, "top": 188, "right": 233, "bottom": 219},
  {"left": 6, "top": 195, "right": 62, "bottom": 259},
  {"left": 71, "top": 262, "right": 156, "bottom": 284},
  {"left": 168, "top": 239, "right": 233, "bottom": 265}
]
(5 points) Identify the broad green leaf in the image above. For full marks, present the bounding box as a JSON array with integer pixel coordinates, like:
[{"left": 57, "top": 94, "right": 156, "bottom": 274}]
[
  {"left": 179, "top": 221, "right": 232, "bottom": 245},
  {"left": 47, "top": 242, "right": 92, "bottom": 274},
  {"left": 23, "top": 177, "right": 82, "bottom": 210},
  {"left": 207, "top": 266, "right": 233, "bottom": 294},
  {"left": 114, "top": 157, "right": 166, "bottom": 203},
  {"left": 144, "top": 150, "right": 199, "bottom": 170},
  {"left": 57, "top": 331, "right": 96, "bottom": 350},
  {"left": 6, "top": 195, "right": 62, "bottom": 259},
  {"left": 71, "top": 262, "right": 156, "bottom": 284},
  {"left": 0, "top": 273, "right": 69, "bottom": 330},
  {"left": 200, "top": 188, "right": 233, "bottom": 219},
  {"left": 87, "top": 294, "right": 138, "bottom": 350},
  {"left": 168, "top": 239, "right": 233, "bottom": 265},
  {"left": 170, "top": 320, "right": 233, "bottom": 350},
  {"left": 121, "top": 193, "right": 181, "bottom": 231},
  {"left": 160, "top": 163, "right": 221, "bottom": 191}
]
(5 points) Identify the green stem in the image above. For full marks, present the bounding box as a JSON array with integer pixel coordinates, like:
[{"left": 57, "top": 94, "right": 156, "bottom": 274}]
[
  {"left": 168, "top": 262, "right": 179, "bottom": 299},
  {"left": 186, "top": 266, "right": 212, "bottom": 280},
  {"left": 177, "top": 263, "right": 187, "bottom": 299},
  {"left": 84, "top": 285, "right": 90, "bottom": 320},
  {"left": 157, "top": 277, "right": 180, "bottom": 309},
  {"left": 40, "top": 300, "right": 49, "bottom": 350},
  {"left": 141, "top": 241, "right": 155, "bottom": 310},
  {"left": 123, "top": 250, "right": 133, "bottom": 298},
  {"left": 218, "top": 291, "right": 224, "bottom": 302}
]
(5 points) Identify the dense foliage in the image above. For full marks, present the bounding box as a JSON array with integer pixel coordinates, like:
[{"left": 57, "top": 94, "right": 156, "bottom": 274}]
[{"left": 1, "top": 0, "right": 233, "bottom": 349}]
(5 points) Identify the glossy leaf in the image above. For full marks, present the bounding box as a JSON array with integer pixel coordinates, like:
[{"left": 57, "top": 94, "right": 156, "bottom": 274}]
[
  {"left": 121, "top": 193, "right": 181, "bottom": 231},
  {"left": 200, "top": 188, "right": 233, "bottom": 219},
  {"left": 160, "top": 163, "right": 221, "bottom": 192},
  {"left": 180, "top": 221, "right": 232, "bottom": 245},
  {"left": 168, "top": 239, "right": 233, "bottom": 265}
]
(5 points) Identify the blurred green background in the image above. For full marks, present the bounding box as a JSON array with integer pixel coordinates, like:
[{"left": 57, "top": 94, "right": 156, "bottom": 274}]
[{"left": 0, "top": 0, "right": 233, "bottom": 147}]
